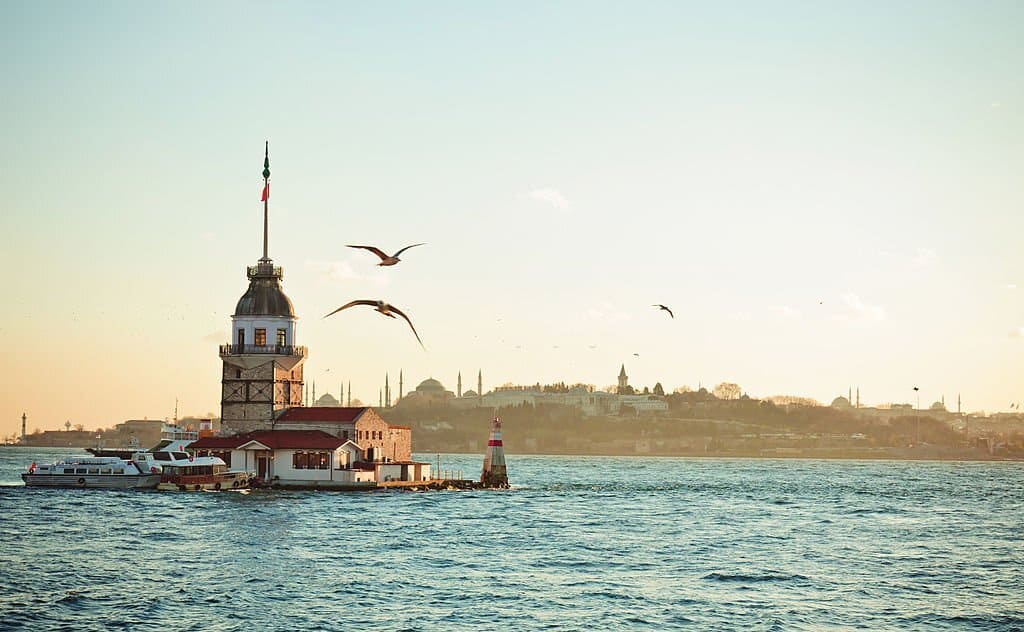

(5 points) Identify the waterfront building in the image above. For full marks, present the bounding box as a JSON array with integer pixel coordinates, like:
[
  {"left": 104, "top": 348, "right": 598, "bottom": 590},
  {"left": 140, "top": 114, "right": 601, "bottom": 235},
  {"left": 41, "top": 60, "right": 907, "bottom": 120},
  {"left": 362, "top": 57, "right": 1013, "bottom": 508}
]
[{"left": 200, "top": 145, "right": 428, "bottom": 485}]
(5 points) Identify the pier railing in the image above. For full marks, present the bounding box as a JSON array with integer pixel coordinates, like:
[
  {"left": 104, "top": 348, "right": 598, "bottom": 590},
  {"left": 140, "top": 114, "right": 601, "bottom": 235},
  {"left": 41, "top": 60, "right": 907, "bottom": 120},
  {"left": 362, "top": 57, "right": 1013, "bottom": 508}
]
[{"left": 219, "top": 344, "right": 308, "bottom": 358}]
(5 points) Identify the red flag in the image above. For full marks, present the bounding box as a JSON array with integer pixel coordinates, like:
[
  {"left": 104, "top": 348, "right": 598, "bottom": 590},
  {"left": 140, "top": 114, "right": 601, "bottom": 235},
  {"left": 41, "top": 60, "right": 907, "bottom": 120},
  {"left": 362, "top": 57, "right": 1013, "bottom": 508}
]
[{"left": 261, "top": 182, "right": 270, "bottom": 202}]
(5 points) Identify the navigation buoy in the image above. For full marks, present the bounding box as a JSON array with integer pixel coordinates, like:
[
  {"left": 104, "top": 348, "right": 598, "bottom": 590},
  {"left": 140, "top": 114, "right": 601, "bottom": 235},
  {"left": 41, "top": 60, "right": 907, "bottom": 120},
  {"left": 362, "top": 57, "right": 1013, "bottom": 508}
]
[{"left": 481, "top": 416, "right": 509, "bottom": 488}]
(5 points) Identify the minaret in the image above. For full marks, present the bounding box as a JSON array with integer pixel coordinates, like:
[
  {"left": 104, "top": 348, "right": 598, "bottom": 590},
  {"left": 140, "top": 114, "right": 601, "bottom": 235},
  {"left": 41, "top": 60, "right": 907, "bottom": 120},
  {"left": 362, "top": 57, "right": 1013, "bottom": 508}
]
[
  {"left": 848, "top": 387, "right": 852, "bottom": 404},
  {"left": 21, "top": 412, "right": 26, "bottom": 444},
  {"left": 379, "top": 389, "right": 383, "bottom": 407},
  {"left": 856, "top": 387, "right": 860, "bottom": 408},
  {"left": 399, "top": 370, "right": 404, "bottom": 403},
  {"left": 958, "top": 393, "right": 961, "bottom": 415},
  {"left": 385, "top": 374, "right": 391, "bottom": 407},
  {"left": 457, "top": 371, "right": 462, "bottom": 398},
  {"left": 347, "top": 381, "right": 352, "bottom": 406},
  {"left": 340, "top": 383, "right": 344, "bottom": 407},
  {"left": 220, "top": 143, "right": 306, "bottom": 435},
  {"left": 478, "top": 369, "right": 483, "bottom": 405},
  {"left": 618, "top": 364, "right": 629, "bottom": 394}
]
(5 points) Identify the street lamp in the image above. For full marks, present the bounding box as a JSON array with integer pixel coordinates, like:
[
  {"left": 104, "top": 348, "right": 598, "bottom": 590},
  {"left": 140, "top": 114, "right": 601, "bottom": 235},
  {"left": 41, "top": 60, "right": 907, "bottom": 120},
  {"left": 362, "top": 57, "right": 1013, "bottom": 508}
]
[{"left": 913, "top": 386, "right": 920, "bottom": 445}]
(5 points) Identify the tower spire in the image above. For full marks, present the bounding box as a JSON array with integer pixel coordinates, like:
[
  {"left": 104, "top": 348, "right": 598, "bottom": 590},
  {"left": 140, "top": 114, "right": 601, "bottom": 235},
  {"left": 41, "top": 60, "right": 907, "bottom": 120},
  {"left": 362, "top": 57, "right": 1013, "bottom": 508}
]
[{"left": 261, "top": 141, "right": 271, "bottom": 262}]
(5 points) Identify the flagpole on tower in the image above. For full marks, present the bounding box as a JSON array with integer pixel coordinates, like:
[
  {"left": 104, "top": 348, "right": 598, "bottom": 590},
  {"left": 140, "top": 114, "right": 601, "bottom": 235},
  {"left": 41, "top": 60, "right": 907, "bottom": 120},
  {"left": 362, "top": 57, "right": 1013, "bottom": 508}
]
[{"left": 261, "top": 141, "right": 271, "bottom": 262}]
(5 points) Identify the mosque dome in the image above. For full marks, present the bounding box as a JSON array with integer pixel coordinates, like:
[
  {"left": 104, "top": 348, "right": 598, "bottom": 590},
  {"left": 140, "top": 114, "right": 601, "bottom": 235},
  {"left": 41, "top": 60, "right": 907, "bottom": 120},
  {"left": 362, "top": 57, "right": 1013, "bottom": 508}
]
[
  {"left": 462, "top": 389, "right": 478, "bottom": 397},
  {"left": 831, "top": 396, "right": 852, "bottom": 408},
  {"left": 930, "top": 401, "right": 947, "bottom": 411},
  {"left": 417, "top": 378, "right": 446, "bottom": 393},
  {"left": 234, "top": 271, "right": 295, "bottom": 317}
]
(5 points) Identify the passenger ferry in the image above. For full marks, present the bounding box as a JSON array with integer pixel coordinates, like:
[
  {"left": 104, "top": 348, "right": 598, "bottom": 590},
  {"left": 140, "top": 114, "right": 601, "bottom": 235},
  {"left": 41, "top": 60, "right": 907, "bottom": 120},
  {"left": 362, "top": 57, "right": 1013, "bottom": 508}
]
[
  {"left": 133, "top": 442, "right": 255, "bottom": 491},
  {"left": 21, "top": 455, "right": 161, "bottom": 489}
]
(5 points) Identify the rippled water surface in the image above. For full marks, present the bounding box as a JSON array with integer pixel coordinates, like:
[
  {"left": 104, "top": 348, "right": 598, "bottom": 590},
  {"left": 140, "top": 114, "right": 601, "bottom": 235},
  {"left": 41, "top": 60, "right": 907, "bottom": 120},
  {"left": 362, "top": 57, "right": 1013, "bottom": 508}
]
[{"left": 1, "top": 447, "right": 1022, "bottom": 630}]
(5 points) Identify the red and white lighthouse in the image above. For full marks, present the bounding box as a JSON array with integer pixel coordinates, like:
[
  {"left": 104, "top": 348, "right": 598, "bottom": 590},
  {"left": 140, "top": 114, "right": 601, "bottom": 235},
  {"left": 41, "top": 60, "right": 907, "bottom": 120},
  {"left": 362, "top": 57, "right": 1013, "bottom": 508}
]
[{"left": 481, "top": 416, "right": 509, "bottom": 488}]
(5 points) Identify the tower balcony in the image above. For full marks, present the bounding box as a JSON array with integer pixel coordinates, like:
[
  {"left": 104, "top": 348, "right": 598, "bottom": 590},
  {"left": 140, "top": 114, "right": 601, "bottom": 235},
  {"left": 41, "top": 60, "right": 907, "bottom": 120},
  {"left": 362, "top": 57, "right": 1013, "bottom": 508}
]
[
  {"left": 247, "top": 262, "right": 283, "bottom": 280},
  {"left": 220, "top": 344, "right": 307, "bottom": 358}
]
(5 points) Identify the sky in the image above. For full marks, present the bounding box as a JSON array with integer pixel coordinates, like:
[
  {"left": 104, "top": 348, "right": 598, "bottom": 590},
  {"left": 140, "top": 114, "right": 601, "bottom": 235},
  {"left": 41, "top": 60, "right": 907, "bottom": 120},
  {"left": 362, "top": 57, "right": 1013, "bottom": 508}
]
[{"left": 2, "top": 1, "right": 1022, "bottom": 435}]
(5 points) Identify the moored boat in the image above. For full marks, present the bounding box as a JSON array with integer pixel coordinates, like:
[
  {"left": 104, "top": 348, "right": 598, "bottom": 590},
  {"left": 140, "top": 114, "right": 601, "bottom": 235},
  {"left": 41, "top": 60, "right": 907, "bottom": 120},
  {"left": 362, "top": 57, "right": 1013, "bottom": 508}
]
[
  {"left": 21, "top": 456, "right": 161, "bottom": 489},
  {"left": 132, "top": 444, "right": 255, "bottom": 491}
]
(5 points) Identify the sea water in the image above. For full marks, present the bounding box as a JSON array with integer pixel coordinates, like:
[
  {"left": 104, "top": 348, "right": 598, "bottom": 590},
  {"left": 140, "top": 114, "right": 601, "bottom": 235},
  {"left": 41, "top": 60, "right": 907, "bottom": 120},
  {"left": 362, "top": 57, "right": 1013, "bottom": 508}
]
[{"left": 0, "top": 447, "right": 1021, "bottom": 630}]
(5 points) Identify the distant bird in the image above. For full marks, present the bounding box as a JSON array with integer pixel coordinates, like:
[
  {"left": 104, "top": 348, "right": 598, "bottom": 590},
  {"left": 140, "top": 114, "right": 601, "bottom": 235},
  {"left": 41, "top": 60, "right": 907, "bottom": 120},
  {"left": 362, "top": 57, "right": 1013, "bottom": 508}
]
[
  {"left": 652, "top": 304, "right": 674, "bottom": 318},
  {"left": 346, "top": 243, "right": 425, "bottom": 266},
  {"left": 323, "top": 300, "right": 424, "bottom": 348},
  {"left": 633, "top": 353, "right": 640, "bottom": 357}
]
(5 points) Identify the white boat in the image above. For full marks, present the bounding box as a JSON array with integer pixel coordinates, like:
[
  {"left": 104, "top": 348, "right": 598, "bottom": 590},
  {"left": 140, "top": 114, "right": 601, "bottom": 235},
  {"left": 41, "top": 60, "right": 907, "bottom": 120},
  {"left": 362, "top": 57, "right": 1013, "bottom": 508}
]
[
  {"left": 21, "top": 455, "right": 161, "bottom": 489},
  {"left": 133, "top": 441, "right": 256, "bottom": 491}
]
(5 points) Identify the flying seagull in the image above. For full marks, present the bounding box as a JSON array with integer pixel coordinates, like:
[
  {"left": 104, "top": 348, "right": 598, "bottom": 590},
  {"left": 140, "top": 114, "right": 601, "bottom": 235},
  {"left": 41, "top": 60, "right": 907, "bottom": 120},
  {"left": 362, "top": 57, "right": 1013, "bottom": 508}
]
[
  {"left": 653, "top": 304, "right": 674, "bottom": 318},
  {"left": 323, "top": 300, "right": 424, "bottom": 348},
  {"left": 346, "top": 243, "right": 426, "bottom": 266}
]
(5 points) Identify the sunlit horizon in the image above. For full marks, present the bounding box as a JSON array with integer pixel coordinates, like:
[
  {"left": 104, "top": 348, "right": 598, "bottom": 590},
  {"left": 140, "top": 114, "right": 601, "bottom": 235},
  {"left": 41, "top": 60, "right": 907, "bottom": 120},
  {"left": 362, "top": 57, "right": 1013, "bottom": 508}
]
[{"left": 3, "top": 2, "right": 1023, "bottom": 434}]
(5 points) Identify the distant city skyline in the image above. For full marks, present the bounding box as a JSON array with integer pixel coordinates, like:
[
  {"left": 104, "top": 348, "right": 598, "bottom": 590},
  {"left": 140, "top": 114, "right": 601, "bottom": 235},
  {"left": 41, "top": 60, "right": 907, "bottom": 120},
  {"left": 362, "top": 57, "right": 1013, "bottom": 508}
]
[{"left": 2, "top": 3, "right": 1023, "bottom": 434}]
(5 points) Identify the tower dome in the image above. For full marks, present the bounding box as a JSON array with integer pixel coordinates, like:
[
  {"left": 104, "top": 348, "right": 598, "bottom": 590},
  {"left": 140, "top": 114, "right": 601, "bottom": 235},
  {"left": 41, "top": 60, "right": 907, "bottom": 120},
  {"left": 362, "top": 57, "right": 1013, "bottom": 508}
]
[
  {"left": 234, "top": 264, "right": 295, "bottom": 317},
  {"left": 417, "top": 378, "right": 446, "bottom": 392}
]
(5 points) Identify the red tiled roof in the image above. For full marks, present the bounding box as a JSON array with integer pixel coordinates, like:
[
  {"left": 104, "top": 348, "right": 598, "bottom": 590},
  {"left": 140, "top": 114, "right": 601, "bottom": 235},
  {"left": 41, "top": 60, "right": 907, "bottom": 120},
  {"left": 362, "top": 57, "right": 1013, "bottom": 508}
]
[
  {"left": 191, "top": 429, "right": 345, "bottom": 450},
  {"left": 189, "top": 435, "right": 245, "bottom": 449},
  {"left": 276, "top": 406, "right": 367, "bottom": 423}
]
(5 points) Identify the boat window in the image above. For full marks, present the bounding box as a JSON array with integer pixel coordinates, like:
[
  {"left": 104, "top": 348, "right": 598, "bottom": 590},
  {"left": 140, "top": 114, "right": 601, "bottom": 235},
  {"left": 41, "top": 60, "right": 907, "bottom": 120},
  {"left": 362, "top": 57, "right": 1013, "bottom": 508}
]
[
  {"left": 88, "top": 468, "right": 100, "bottom": 474},
  {"left": 154, "top": 452, "right": 172, "bottom": 461},
  {"left": 100, "top": 468, "right": 112, "bottom": 474},
  {"left": 114, "top": 469, "right": 123, "bottom": 474},
  {"left": 173, "top": 453, "right": 190, "bottom": 460},
  {"left": 76, "top": 468, "right": 88, "bottom": 474}
]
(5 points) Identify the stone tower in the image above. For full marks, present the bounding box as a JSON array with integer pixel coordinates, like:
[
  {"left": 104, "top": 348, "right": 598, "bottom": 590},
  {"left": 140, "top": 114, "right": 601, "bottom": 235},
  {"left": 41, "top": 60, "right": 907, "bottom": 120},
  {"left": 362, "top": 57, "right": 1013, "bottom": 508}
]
[
  {"left": 219, "top": 143, "right": 307, "bottom": 435},
  {"left": 618, "top": 364, "right": 629, "bottom": 394}
]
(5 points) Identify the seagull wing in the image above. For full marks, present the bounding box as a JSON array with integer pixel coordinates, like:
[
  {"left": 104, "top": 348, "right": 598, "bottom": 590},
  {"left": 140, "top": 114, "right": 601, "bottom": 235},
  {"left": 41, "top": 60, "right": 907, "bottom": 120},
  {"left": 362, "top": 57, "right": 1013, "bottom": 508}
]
[
  {"left": 653, "top": 304, "right": 674, "bottom": 318},
  {"left": 323, "top": 299, "right": 378, "bottom": 319},
  {"left": 393, "top": 242, "right": 426, "bottom": 258},
  {"left": 388, "top": 304, "right": 425, "bottom": 348},
  {"left": 346, "top": 245, "right": 390, "bottom": 261}
]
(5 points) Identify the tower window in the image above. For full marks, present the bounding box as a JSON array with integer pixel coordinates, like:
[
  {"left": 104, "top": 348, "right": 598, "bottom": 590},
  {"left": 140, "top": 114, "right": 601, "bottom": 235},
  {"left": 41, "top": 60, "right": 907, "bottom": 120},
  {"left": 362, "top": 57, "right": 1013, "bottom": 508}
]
[
  {"left": 237, "top": 329, "right": 245, "bottom": 346},
  {"left": 255, "top": 328, "right": 266, "bottom": 346},
  {"left": 277, "top": 328, "right": 286, "bottom": 346}
]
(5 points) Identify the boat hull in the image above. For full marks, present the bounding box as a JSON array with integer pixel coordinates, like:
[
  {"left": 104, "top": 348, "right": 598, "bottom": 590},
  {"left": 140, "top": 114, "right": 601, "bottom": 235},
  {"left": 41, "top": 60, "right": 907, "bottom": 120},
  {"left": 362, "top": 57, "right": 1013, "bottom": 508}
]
[
  {"left": 158, "top": 470, "right": 254, "bottom": 491},
  {"left": 20, "top": 473, "right": 161, "bottom": 489}
]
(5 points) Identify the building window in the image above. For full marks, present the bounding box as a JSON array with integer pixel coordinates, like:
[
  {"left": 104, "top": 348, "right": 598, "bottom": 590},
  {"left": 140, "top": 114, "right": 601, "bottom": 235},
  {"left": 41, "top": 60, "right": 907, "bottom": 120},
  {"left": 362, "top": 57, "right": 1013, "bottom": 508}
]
[
  {"left": 293, "top": 451, "right": 308, "bottom": 469},
  {"left": 255, "top": 328, "right": 266, "bottom": 346},
  {"left": 277, "top": 328, "right": 286, "bottom": 346},
  {"left": 237, "top": 329, "right": 245, "bottom": 346},
  {"left": 342, "top": 430, "right": 349, "bottom": 441},
  {"left": 235, "top": 369, "right": 242, "bottom": 378}
]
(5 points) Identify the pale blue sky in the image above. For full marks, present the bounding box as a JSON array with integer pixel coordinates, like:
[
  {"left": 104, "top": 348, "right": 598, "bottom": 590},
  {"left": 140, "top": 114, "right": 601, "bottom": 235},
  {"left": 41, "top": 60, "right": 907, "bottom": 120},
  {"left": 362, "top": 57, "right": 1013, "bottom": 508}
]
[{"left": 2, "top": 2, "right": 1022, "bottom": 431}]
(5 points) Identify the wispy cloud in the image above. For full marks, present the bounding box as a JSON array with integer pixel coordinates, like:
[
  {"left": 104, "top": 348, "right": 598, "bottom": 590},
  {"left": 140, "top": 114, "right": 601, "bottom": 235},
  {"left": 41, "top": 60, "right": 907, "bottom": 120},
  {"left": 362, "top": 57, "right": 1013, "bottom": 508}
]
[
  {"left": 526, "top": 187, "right": 571, "bottom": 211},
  {"left": 587, "top": 302, "right": 631, "bottom": 322},
  {"left": 839, "top": 292, "right": 886, "bottom": 322},
  {"left": 770, "top": 305, "right": 802, "bottom": 320},
  {"left": 1010, "top": 327, "right": 1024, "bottom": 339},
  {"left": 305, "top": 259, "right": 389, "bottom": 287},
  {"left": 202, "top": 330, "right": 225, "bottom": 343},
  {"left": 912, "top": 248, "right": 937, "bottom": 267},
  {"left": 1007, "top": 283, "right": 1017, "bottom": 290}
]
